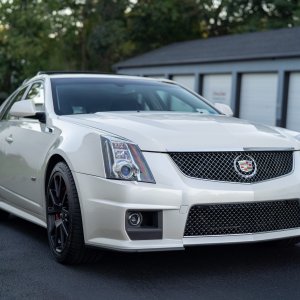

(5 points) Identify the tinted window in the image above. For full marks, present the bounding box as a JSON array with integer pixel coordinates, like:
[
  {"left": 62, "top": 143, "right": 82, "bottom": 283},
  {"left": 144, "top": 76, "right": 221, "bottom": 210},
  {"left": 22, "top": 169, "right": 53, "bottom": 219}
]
[
  {"left": 0, "top": 97, "right": 10, "bottom": 116},
  {"left": 25, "top": 82, "right": 45, "bottom": 111},
  {"left": 3, "top": 87, "right": 28, "bottom": 120},
  {"left": 51, "top": 78, "right": 218, "bottom": 116}
]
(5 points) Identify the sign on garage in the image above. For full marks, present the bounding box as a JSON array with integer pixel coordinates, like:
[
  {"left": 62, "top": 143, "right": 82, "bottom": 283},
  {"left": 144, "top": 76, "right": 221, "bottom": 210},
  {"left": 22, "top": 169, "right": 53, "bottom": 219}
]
[{"left": 202, "top": 74, "right": 232, "bottom": 108}]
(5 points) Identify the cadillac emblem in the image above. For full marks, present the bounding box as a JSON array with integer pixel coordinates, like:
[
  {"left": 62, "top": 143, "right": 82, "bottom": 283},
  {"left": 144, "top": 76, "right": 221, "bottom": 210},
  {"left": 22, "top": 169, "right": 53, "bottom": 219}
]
[{"left": 234, "top": 155, "right": 257, "bottom": 178}]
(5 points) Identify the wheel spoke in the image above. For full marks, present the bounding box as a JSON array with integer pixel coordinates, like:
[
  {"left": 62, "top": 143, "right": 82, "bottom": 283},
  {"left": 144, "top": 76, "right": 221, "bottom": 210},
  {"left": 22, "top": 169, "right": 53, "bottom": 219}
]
[
  {"left": 54, "top": 227, "right": 59, "bottom": 249},
  {"left": 61, "top": 189, "right": 67, "bottom": 206},
  {"left": 62, "top": 207, "right": 69, "bottom": 215},
  {"left": 61, "top": 221, "right": 69, "bottom": 238},
  {"left": 59, "top": 225, "right": 65, "bottom": 249},
  {"left": 48, "top": 218, "right": 56, "bottom": 234},
  {"left": 49, "top": 189, "right": 58, "bottom": 206},
  {"left": 54, "top": 175, "right": 62, "bottom": 198}
]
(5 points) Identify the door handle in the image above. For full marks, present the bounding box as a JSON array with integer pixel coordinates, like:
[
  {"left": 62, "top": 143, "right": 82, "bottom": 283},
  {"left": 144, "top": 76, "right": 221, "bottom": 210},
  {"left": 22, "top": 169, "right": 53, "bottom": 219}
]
[{"left": 5, "top": 135, "right": 14, "bottom": 143}]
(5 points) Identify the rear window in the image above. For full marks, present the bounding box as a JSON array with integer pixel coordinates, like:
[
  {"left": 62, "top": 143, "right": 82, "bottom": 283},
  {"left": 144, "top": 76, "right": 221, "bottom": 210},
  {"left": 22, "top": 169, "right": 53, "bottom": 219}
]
[{"left": 51, "top": 78, "right": 219, "bottom": 116}]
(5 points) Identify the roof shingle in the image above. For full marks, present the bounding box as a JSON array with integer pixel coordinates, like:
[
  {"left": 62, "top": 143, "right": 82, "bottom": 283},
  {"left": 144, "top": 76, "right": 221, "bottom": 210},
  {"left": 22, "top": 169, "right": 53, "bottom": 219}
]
[{"left": 115, "top": 27, "right": 300, "bottom": 69}]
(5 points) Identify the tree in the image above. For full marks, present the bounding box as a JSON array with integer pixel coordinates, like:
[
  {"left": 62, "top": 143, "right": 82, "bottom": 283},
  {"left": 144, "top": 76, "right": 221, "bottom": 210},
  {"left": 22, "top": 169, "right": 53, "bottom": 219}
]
[
  {"left": 0, "top": 0, "right": 74, "bottom": 94},
  {"left": 0, "top": 0, "right": 131, "bottom": 96},
  {"left": 211, "top": 0, "right": 300, "bottom": 34},
  {"left": 78, "top": 0, "right": 131, "bottom": 71},
  {"left": 127, "top": 0, "right": 300, "bottom": 54},
  {"left": 0, "top": 0, "right": 299, "bottom": 100},
  {"left": 127, "top": 0, "right": 202, "bottom": 53}
]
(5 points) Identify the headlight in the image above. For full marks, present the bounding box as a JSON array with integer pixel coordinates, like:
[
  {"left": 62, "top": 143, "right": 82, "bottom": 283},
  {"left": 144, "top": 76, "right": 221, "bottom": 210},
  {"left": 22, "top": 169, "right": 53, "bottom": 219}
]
[{"left": 101, "top": 135, "right": 155, "bottom": 183}]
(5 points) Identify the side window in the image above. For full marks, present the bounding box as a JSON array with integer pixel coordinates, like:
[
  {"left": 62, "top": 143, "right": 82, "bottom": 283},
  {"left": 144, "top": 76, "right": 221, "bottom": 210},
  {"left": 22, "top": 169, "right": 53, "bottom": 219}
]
[
  {"left": 25, "top": 82, "right": 45, "bottom": 112},
  {"left": 0, "top": 97, "right": 12, "bottom": 118},
  {"left": 3, "top": 87, "right": 28, "bottom": 120}
]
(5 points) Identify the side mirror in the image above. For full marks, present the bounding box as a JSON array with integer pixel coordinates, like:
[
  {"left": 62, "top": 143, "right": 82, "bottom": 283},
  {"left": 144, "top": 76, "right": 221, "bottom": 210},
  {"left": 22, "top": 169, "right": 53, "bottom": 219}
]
[
  {"left": 214, "top": 103, "right": 234, "bottom": 117},
  {"left": 10, "top": 100, "right": 36, "bottom": 118}
]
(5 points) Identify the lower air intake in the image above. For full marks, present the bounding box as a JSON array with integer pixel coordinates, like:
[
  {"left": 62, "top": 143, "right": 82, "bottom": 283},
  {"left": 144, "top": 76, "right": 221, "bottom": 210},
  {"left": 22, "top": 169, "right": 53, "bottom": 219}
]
[{"left": 184, "top": 200, "right": 300, "bottom": 236}]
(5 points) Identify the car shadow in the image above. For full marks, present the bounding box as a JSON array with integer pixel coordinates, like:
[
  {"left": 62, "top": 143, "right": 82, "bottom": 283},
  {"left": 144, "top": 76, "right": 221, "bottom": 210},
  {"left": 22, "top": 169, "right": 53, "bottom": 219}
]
[
  {"left": 2, "top": 214, "right": 300, "bottom": 280},
  {"left": 0, "top": 214, "right": 48, "bottom": 245},
  {"left": 87, "top": 241, "right": 300, "bottom": 278}
]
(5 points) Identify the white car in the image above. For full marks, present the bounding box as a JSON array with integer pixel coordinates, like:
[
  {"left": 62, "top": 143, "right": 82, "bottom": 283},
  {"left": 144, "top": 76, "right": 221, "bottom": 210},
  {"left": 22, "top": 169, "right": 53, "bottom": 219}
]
[{"left": 1, "top": 72, "right": 300, "bottom": 264}]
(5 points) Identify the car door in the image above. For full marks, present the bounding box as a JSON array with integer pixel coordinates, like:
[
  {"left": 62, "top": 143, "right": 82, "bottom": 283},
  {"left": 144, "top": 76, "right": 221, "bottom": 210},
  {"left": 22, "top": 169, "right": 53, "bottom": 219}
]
[
  {"left": 0, "top": 93, "right": 20, "bottom": 203},
  {"left": 0, "top": 87, "right": 29, "bottom": 200},
  {"left": 0, "top": 81, "right": 56, "bottom": 216}
]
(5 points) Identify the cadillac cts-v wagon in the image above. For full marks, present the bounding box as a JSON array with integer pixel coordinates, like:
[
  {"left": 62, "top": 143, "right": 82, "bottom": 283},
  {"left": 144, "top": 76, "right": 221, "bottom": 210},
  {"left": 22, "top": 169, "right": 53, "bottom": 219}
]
[{"left": 1, "top": 71, "right": 300, "bottom": 264}]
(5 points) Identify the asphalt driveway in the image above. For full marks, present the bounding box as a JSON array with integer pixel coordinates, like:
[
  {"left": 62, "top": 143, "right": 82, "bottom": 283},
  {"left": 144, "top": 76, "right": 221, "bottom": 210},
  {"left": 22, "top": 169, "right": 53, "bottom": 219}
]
[{"left": 1, "top": 215, "right": 300, "bottom": 299}]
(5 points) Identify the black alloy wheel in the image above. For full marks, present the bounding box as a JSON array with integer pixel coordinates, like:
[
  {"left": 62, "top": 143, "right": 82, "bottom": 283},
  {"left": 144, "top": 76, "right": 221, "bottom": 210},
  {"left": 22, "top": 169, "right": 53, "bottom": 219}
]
[
  {"left": 47, "top": 171, "right": 70, "bottom": 253},
  {"left": 46, "top": 162, "right": 100, "bottom": 264}
]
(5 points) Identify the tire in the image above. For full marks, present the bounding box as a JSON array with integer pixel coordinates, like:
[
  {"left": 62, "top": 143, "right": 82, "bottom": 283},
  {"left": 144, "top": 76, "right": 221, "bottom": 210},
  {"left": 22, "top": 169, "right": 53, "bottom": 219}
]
[
  {"left": 46, "top": 162, "right": 100, "bottom": 264},
  {"left": 0, "top": 209, "right": 9, "bottom": 220}
]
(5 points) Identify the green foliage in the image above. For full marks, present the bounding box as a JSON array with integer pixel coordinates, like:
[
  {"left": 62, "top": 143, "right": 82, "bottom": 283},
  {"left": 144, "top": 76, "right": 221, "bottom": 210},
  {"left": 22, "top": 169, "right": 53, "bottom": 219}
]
[
  {"left": 127, "top": 0, "right": 202, "bottom": 52},
  {"left": 0, "top": 0, "right": 299, "bottom": 100}
]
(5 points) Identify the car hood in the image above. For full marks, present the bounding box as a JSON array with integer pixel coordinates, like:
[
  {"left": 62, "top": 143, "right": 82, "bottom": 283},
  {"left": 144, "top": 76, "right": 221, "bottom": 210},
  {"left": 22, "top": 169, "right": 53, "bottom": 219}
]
[{"left": 60, "top": 113, "right": 300, "bottom": 152}]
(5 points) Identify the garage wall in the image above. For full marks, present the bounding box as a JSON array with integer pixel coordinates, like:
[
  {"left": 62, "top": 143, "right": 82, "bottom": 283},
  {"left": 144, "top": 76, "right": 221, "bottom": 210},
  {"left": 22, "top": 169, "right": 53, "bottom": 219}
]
[
  {"left": 147, "top": 75, "right": 166, "bottom": 79},
  {"left": 239, "top": 73, "right": 278, "bottom": 126},
  {"left": 122, "top": 58, "right": 300, "bottom": 129},
  {"left": 172, "top": 75, "right": 195, "bottom": 91},
  {"left": 202, "top": 74, "right": 232, "bottom": 107},
  {"left": 286, "top": 73, "right": 300, "bottom": 131}
]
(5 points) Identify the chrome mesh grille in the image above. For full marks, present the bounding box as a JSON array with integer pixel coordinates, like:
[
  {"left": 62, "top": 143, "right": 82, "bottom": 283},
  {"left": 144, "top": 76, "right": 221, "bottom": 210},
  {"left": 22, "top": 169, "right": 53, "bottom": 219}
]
[
  {"left": 184, "top": 200, "right": 300, "bottom": 236},
  {"left": 169, "top": 151, "right": 293, "bottom": 183}
]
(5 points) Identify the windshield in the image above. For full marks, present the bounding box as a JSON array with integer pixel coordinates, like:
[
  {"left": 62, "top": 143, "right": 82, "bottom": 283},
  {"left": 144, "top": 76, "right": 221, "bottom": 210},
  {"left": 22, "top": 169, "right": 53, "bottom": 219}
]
[{"left": 51, "top": 78, "right": 219, "bottom": 116}]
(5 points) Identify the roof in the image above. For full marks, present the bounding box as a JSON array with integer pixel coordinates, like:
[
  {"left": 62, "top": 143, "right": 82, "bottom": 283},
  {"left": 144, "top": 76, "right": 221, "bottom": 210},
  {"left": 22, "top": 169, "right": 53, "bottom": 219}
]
[
  {"left": 115, "top": 27, "right": 300, "bottom": 69},
  {"left": 37, "top": 71, "right": 107, "bottom": 75},
  {"left": 29, "top": 72, "right": 173, "bottom": 83}
]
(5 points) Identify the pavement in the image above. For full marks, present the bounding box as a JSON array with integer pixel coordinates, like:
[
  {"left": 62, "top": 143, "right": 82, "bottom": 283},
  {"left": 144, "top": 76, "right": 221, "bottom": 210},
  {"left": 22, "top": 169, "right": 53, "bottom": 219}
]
[{"left": 1, "top": 215, "right": 300, "bottom": 300}]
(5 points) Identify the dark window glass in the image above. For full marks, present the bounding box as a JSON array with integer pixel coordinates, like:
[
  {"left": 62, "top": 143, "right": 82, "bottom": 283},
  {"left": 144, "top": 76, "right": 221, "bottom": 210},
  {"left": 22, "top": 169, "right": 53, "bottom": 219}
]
[
  {"left": 3, "top": 87, "right": 28, "bottom": 120},
  {"left": 0, "top": 98, "right": 10, "bottom": 116},
  {"left": 51, "top": 78, "right": 218, "bottom": 116},
  {"left": 25, "top": 82, "right": 45, "bottom": 111}
]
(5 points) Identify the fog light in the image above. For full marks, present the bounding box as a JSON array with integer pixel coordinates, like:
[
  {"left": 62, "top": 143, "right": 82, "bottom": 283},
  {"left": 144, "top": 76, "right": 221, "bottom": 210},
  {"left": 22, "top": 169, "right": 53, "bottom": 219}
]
[{"left": 128, "top": 212, "right": 143, "bottom": 227}]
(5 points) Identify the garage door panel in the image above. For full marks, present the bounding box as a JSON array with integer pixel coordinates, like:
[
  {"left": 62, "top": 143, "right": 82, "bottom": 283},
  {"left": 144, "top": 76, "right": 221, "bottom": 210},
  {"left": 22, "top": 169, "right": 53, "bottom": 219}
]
[
  {"left": 240, "top": 73, "right": 278, "bottom": 126},
  {"left": 286, "top": 73, "right": 300, "bottom": 131},
  {"left": 172, "top": 75, "right": 195, "bottom": 91},
  {"left": 202, "top": 74, "right": 232, "bottom": 108}
]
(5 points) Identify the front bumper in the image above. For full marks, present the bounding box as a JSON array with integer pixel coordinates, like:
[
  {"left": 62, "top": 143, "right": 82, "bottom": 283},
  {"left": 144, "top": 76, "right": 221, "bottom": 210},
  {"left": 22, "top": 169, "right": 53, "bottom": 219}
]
[{"left": 73, "top": 151, "right": 300, "bottom": 252}]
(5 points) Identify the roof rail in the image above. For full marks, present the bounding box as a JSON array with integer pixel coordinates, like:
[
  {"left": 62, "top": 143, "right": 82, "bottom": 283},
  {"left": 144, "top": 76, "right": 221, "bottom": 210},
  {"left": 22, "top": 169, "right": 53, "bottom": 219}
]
[{"left": 37, "top": 71, "right": 106, "bottom": 76}]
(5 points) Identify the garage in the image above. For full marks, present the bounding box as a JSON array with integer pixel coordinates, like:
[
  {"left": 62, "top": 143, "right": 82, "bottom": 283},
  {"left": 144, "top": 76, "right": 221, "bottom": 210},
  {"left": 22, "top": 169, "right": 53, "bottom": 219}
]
[
  {"left": 202, "top": 74, "right": 232, "bottom": 107},
  {"left": 148, "top": 75, "right": 165, "bottom": 79},
  {"left": 286, "top": 73, "right": 300, "bottom": 131},
  {"left": 172, "top": 75, "right": 195, "bottom": 91},
  {"left": 116, "top": 27, "right": 300, "bottom": 129},
  {"left": 239, "top": 73, "right": 278, "bottom": 126}
]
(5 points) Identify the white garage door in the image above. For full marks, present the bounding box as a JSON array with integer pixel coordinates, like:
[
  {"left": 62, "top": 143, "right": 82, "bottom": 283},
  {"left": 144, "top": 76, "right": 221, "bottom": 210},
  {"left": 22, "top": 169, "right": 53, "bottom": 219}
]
[
  {"left": 286, "top": 73, "right": 300, "bottom": 131},
  {"left": 240, "top": 73, "right": 278, "bottom": 126},
  {"left": 202, "top": 74, "right": 232, "bottom": 107},
  {"left": 172, "top": 75, "right": 195, "bottom": 91}
]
